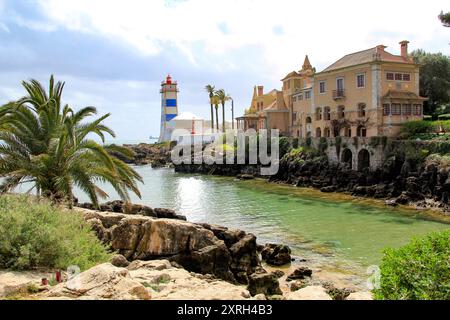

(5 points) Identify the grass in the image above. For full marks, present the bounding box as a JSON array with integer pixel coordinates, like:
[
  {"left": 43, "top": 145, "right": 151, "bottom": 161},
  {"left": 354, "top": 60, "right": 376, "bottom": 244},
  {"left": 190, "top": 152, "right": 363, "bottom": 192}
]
[{"left": 0, "top": 194, "right": 112, "bottom": 271}]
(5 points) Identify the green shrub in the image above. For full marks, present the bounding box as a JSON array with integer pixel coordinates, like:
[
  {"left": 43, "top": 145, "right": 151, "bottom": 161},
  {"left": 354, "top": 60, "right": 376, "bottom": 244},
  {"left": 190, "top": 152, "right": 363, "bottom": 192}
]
[
  {"left": 0, "top": 195, "right": 111, "bottom": 270},
  {"left": 400, "top": 120, "right": 436, "bottom": 138},
  {"left": 278, "top": 137, "right": 292, "bottom": 157},
  {"left": 374, "top": 231, "right": 450, "bottom": 300}
]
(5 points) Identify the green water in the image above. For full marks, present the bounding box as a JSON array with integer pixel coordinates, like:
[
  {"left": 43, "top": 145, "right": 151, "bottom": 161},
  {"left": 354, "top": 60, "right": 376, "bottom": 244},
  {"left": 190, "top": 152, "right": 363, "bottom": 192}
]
[{"left": 67, "top": 166, "right": 449, "bottom": 272}]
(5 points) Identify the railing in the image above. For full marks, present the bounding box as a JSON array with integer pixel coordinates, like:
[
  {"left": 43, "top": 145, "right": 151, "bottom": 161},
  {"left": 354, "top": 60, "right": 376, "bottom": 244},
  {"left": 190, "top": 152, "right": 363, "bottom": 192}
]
[{"left": 332, "top": 89, "right": 345, "bottom": 99}]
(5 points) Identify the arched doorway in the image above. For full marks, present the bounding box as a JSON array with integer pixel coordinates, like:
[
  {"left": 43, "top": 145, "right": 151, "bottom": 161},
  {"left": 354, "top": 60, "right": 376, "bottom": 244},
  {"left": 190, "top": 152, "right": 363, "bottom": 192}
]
[
  {"left": 341, "top": 148, "right": 353, "bottom": 169},
  {"left": 358, "top": 149, "right": 370, "bottom": 171}
]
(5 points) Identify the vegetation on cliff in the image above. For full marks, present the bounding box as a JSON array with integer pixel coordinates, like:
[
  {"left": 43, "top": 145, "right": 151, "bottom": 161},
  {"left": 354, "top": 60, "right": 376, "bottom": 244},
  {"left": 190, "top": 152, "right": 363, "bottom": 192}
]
[
  {"left": 0, "top": 195, "right": 111, "bottom": 270},
  {"left": 374, "top": 230, "right": 450, "bottom": 300},
  {"left": 0, "top": 76, "right": 142, "bottom": 207}
]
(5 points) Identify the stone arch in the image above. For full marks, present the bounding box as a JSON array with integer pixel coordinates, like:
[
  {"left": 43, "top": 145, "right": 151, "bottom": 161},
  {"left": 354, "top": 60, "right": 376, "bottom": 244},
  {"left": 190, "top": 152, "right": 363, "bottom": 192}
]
[
  {"left": 358, "top": 149, "right": 370, "bottom": 171},
  {"left": 341, "top": 148, "right": 353, "bottom": 169},
  {"left": 305, "top": 116, "right": 312, "bottom": 124},
  {"left": 316, "top": 127, "right": 322, "bottom": 137},
  {"left": 324, "top": 127, "right": 331, "bottom": 137}
]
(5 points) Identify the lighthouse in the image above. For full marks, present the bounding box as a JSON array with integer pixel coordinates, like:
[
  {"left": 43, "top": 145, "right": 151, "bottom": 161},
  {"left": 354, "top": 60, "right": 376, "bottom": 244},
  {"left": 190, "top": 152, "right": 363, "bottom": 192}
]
[{"left": 158, "top": 74, "right": 179, "bottom": 142}]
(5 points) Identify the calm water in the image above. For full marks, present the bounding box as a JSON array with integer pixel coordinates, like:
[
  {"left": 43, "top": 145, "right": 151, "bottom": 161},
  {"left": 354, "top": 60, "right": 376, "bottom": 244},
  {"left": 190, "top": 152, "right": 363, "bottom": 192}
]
[{"left": 69, "top": 166, "right": 449, "bottom": 273}]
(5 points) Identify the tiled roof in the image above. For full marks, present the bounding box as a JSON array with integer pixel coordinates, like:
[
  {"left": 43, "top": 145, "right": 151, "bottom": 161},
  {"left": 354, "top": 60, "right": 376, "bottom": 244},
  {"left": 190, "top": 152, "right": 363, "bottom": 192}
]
[
  {"left": 281, "top": 71, "right": 300, "bottom": 80},
  {"left": 321, "top": 46, "right": 412, "bottom": 73}
]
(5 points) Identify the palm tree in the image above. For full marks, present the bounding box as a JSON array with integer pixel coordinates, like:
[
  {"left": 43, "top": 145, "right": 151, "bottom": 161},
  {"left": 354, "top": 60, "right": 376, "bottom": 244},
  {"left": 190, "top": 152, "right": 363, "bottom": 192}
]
[
  {"left": 216, "top": 89, "right": 231, "bottom": 132},
  {"left": 211, "top": 95, "right": 220, "bottom": 132},
  {"left": 204, "top": 85, "right": 215, "bottom": 131},
  {"left": 0, "top": 75, "right": 142, "bottom": 207}
]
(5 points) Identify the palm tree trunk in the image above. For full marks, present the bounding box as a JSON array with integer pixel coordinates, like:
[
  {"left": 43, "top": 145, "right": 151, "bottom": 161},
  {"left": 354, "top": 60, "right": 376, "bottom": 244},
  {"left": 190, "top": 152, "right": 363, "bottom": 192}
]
[
  {"left": 215, "top": 106, "right": 219, "bottom": 131},
  {"left": 210, "top": 103, "right": 214, "bottom": 130},
  {"left": 231, "top": 100, "right": 234, "bottom": 130},
  {"left": 222, "top": 103, "right": 225, "bottom": 132}
]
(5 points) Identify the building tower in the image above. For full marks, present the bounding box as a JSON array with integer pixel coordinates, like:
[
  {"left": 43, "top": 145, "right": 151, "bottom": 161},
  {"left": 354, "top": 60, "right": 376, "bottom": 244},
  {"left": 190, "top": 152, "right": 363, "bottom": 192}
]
[{"left": 159, "top": 74, "right": 179, "bottom": 142}]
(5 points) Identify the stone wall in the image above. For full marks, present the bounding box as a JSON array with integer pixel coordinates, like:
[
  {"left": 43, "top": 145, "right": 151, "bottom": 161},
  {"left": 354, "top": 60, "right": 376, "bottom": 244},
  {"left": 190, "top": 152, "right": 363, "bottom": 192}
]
[{"left": 290, "top": 137, "right": 386, "bottom": 171}]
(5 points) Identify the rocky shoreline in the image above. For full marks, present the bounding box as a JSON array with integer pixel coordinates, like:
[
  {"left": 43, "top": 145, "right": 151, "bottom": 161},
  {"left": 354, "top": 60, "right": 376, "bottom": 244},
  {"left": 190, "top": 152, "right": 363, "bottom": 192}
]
[
  {"left": 0, "top": 203, "right": 372, "bottom": 300},
  {"left": 111, "top": 143, "right": 172, "bottom": 167}
]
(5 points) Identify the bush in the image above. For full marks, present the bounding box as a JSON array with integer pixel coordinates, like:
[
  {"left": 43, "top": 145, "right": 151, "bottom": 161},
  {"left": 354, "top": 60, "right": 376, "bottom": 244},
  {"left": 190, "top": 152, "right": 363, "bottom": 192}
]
[
  {"left": 374, "top": 231, "right": 450, "bottom": 300},
  {"left": 400, "top": 120, "right": 436, "bottom": 138},
  {"left": 0, "top": 195, "right": 111, "bottom": 270},
  {"left": 278, "top": 137, "right": 292, "bottom": 157}
]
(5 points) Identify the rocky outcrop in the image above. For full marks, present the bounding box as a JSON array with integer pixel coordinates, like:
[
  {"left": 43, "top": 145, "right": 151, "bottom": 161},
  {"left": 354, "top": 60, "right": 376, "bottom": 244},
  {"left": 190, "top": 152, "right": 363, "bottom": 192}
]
[
  {"left": 261, "top": 243, "right": 292, "bottom": 266},
  {"left": 272, "top": 152, "right": 450, "bottom": 213},
  {"left": 77, "top": 200, "right": 187, "bottom": 221},
  {"left": 39, "top": 260, "right": 251, "bottom": 300},
  {"left": 110, "top": 143, "right": 172, "bottom": 167},
  {"left": 40, "top": 263, "right": 151, "bottom": 300},
  {"left": 247, "top": 273, "right": 282, "bottom": 296},
  {"left": 286, "top": 266, "right": 313, "bottom": 281},
  {"left": 78, "top": 209, "right": 260, "bottom": 284}
]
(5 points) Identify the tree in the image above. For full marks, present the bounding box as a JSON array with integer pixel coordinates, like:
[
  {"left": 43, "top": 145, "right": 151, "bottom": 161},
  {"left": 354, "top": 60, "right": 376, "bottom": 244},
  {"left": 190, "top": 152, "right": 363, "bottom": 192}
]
[
  {"left": 439, "top": 11, "right": 450, "bottom": 27},
  {"left": 411, "top": 50, "right": 450, "bottom": 116},
  {"left": 0, "top": 76, "right": 142, "bottom": 207},
  {"left": 215, "top": 89, "right": 231, "bottom": 132},
  {"left": 211, "top": 95, "right": 220, "bottom": 132},
  {"left": 204, "top": 85, "right": 215, "bottom": 131}
]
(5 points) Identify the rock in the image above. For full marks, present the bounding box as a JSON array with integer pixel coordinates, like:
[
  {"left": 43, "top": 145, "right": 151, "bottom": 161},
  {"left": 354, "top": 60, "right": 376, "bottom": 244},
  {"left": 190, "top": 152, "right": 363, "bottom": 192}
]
[
  {"left": 253, "top": 294, "right": 266, "bottom": 300},
  {"left": 286, "top": 267, "right": 313, "bottom": 281},
  {"left": 285, "top": 286, "right": 332, "bottom": 300},
  {"left": 270, "top": 270, "right": 285, "bottom": 278},
  {"left": 261, "top": 243, "right": 292, "bottom": 266},
  {"left": 346, "top": 291, "right": 373, "bottom": 300},
  {"left": 247, "top": 273, "right": 282, "bottom": 296},
  {"left": 111, "top": 254, "right": 130, "bottom": 268},
  {"left": 320, "top": 186, "right": 336, "bottom": 193},
  {"left": 79, "top": 208, "right": 261, "bottom": 284},
  {"left": 0, "top": 270, "right": 53, "bottom": 298},
  {"left": 289, "top": 279, "right": 309, "bottom": 291},
  {"left": 40, "top": 263, "right": 151, "bottom": 300}
]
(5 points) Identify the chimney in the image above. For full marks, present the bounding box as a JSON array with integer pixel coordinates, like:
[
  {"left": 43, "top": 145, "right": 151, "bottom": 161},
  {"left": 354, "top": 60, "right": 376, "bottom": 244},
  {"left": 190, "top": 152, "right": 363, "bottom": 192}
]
[
  {"left": 257, "top": 86, "right": 264, "bottom": 96},
  {"left": 399, "top": 40, "right": 409, "bottom": 59}
]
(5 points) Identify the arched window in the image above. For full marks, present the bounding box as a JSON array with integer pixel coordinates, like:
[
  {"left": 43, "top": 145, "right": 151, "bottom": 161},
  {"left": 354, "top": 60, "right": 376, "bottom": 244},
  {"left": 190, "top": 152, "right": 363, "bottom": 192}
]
[
  {"left": 357, "top": 126, "right": 367, "bottom": 137},
  {"left": 316, "top": 107, "right": 322, "bottom": 121},
  {"left": 306, "top": 116, "right": 312, "bottom": 124},
  {"left": 316, "top": 127, "right": 322, "bottom": 137},
  {"left": 341, "top": 127, "right": 352, "bottom": 137},
  {"left": 358, "top": 149, "right": 370, "bottom": 171},
  {"left": 358, "top": 103, "right": 366, "bottom": 117},
  {"left": 324, "top": 107, "right": 331, "bottom": 120},
  {"left": 324, "top": 127, "right": 331, "bottom": 137}
]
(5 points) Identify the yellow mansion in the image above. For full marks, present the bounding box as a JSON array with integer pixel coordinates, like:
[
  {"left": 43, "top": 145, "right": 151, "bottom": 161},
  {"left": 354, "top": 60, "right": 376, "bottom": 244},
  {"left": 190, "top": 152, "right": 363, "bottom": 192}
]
[{"left": 237, "top": 41, "right": 426, "bottom": 138}]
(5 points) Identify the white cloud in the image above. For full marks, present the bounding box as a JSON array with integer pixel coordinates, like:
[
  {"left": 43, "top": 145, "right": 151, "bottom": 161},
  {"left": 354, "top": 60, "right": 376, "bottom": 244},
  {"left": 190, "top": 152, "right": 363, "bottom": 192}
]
[{"left": 35, "top": 0, "right": 449, "bottom": 77}]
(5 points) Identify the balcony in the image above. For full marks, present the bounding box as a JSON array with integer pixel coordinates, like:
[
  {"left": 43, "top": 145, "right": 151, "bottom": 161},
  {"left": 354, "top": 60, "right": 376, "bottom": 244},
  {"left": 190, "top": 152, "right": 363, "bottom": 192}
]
[{"left": 332, "top": 89, "right": 345, "bottom": 100}]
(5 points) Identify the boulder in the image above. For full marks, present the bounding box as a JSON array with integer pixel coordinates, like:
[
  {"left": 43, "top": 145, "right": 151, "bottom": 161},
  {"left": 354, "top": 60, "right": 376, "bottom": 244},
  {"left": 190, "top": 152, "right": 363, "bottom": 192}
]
[
  {"left": 81, "top": 209, "right": 261, "bottom": 284},
  {"left": 286, "top": 267, "right": 312, "bottom": 281},
  {"left": 247, "top": 273, "right": 282, "bottom": 296},
  {"left": 41, "top": 263, "right": 150, "bottom": 300},
  {"left": 261, "top": 243, "right": 292, "bottom": 266},
  {"left": 285, "top": 286, "right": 332, "bottom": 300},
  {"left": 111, "top": 254, "right": 130, "bottom": 268}
]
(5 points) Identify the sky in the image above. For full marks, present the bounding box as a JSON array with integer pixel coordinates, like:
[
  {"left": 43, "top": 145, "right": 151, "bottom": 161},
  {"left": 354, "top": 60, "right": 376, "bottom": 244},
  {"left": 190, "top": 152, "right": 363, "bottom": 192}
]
[{"left": 0, "top": 0, "right": 449, "bottom": 141}]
